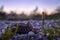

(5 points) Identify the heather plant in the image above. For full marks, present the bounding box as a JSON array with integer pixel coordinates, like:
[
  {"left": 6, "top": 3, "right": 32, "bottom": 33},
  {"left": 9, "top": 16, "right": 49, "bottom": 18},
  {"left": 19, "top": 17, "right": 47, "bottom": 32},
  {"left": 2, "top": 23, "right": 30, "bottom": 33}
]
[
  {"left": 58, "top": 30, "right": 60, "bottom": 35},
  {"left": 53, "top": 26, "right": 59, "bottom": 40},
  {"left": 2, "top": 25, "right": 14, "bottom": 40},
  {"left": 14, "top": 24, "right": 19, "bottom": 34},
  {"left": 2, "top": 24, "right": 19, "bottom": 40},
  {"left": 46, "top": 26, "right": 59, "bottom": 40},
  {"left": 46, "top": 29, "right": 54, "bottom": 40}
]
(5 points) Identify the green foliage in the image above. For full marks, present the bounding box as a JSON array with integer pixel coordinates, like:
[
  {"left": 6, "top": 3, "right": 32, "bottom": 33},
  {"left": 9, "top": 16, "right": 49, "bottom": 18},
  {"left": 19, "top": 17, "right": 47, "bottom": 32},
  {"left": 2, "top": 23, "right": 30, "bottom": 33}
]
[
  {"left": 2, "top": 24, "right": 19, "bottom": 40},
  {"left": 14, "top": 24, "right": 19, "bottom": 34},
  {"left": 2, "top": 25, "right": 14, "bottom": 40},
  {"left": 46, "top": 29, "right": 54, "bottom": 40},
  {"left": 47, "top": 29, "right": 54, "bottom": 37},
  {"left": 43, "top": 29, "right": 47, "bottom": 35},
  {"left": 58, "top": 30, "right": 60, "bottom": 35},
  {"left": 53, "top": 27, "right": 58, "bottom": 31},
  {"left": 46, "top": 26, "right": 60, "bottom": 40}
]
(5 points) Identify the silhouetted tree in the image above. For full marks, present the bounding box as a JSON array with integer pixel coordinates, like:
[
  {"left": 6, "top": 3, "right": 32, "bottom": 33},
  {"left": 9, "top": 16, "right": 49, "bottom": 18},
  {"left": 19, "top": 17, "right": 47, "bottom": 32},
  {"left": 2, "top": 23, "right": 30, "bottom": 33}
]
[
  {"left": 55, "top": 6, "right": 60, "bottom": 13},
  {"left": 0, "top": 12, "right": 6, "bottom": 19},
  {"left": 0, "top": 5, "right": 7, "bottom": 19},
  {"left": 7, "top": 11, "right": 17, "bottom": 20},
  {"left": 51, "top": 6, "right": 60, "bottom": 19},
  {"left": 33, "top": 6, "right": 38, "bottom": 12},
  {"left": 0, "top": 5, "right": 4, "bottom": 12},
  {"left": 29, "top": 6, "right": 42, "bottom": 19},
  {"left": 45, "top": 6, "right": 60, "bottom": 20}
]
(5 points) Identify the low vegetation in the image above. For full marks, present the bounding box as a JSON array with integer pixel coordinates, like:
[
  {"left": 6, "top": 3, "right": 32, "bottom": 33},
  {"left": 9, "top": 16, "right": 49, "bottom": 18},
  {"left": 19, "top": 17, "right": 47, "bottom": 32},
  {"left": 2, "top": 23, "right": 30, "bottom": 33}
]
[{"left": 2, "top": 24, "right": 19, "bottom": 40}]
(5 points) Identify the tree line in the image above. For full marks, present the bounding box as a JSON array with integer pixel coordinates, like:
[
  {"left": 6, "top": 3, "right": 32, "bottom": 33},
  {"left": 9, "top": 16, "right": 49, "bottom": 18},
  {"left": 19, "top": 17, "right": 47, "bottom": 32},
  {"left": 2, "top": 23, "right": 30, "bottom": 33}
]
[{"left": 0, "top": 6, "right": 60, "bottom": 20}]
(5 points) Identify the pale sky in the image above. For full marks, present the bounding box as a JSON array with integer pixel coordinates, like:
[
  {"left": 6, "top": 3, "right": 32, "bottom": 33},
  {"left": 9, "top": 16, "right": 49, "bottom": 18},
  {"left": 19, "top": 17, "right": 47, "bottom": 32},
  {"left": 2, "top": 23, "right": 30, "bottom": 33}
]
[{"left": 0, "top": 0, "right": 60, "bottom": 14}]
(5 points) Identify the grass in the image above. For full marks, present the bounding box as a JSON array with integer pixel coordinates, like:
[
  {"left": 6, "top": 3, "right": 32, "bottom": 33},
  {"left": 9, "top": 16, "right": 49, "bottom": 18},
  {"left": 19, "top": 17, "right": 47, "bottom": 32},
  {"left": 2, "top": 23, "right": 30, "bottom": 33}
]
[{"left": 2, "top": 24, "right": 19, "bottom": 40}]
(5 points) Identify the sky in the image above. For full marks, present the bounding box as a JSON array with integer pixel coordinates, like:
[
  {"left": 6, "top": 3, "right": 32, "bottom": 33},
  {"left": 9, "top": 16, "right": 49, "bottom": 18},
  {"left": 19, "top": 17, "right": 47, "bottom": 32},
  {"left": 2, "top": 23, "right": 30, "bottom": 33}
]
[{"left": 0, "top": 0, "right": 60, "bottom": 14}]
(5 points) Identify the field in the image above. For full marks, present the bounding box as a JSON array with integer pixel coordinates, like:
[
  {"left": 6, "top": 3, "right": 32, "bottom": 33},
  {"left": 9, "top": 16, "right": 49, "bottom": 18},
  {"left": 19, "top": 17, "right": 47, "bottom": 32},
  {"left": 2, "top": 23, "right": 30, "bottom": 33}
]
[{"left": 0, "top": 20, "right": 60, "bottom": 40}]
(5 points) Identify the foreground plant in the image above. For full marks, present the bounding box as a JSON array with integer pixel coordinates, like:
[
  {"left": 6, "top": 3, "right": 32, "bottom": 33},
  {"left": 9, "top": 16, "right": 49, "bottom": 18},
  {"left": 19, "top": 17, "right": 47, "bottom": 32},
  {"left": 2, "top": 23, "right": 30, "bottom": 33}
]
[
  {"left": 47, "top": 29, "right": 54, "bottom": 40},
  {"left": 2, "top": 25, "right": 14, "bottom": 40},
  {"left": 47, "top": 26, "right": 59, "bottom": 40},
  {"left": 2, "top": 24, "right": 19, "bottom": 40},
  {"left": 53, "top": 26, "right": 59, "bottom": 40}
]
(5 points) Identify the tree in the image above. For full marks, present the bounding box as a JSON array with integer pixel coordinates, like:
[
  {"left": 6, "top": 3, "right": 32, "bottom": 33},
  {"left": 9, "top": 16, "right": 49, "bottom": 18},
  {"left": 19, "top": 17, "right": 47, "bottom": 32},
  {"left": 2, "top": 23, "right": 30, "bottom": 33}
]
[
  {"left": 0, "top": 5, "right": 4, "bottom": 12},
  {"left": 33, "top": 6, "right": 38, "bottom": 12},
  {"left": 55, "top": 6, "right": 60, "bottom": 13},
  {"left": 0, "top": 12, "right": 6, "bottom": 19}
]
